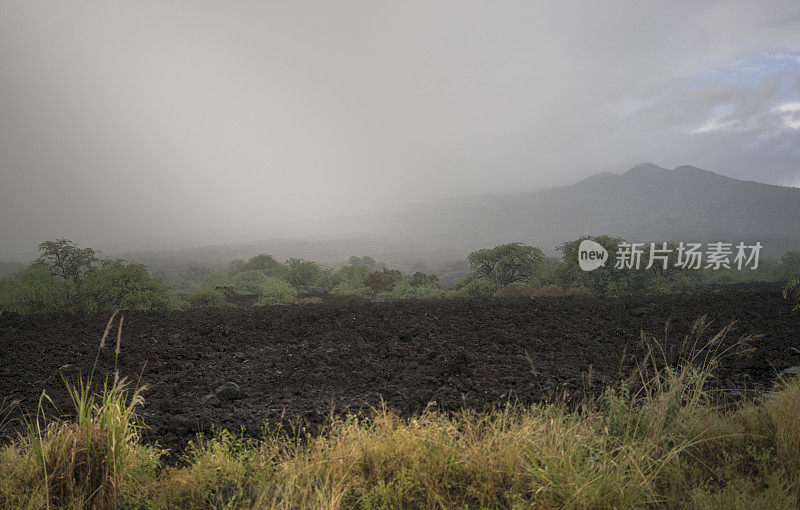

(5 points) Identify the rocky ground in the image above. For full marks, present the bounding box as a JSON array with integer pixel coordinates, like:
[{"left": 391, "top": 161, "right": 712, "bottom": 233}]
[{"left": 1, "top": 285, "right": 798, "bottom": 457}]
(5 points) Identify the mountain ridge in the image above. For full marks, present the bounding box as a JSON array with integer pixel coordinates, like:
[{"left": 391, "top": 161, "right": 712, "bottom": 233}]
[
  {"left": 103, "top": 164, "right": 800, "bottom": 266},
  {"left": 378, "top": 163, "right": 800, "bottom": 257}
]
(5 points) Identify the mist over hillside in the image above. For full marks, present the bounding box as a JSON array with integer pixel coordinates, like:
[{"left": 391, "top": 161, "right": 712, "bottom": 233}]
[
  {"left": 108, "top": 164, "right": 800, "bottom": 270},
  {"left": 374, "top": 163, "right": 800, "bottom": 258}
]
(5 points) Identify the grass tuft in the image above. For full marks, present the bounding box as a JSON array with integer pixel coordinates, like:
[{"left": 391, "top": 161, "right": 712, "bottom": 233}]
[{"left": 0, "top": 317, "right": 798, "bottom": 508}]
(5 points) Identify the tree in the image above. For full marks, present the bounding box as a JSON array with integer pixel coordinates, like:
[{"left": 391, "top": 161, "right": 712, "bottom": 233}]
[
  {"left": 555, "top": 235, "right": 627, "bottom": 295},
  {"left": 255, "top": 278, "right": 298, "bottom": 305},
  {"left": 467, "top": 243, "right": 545, "bottom": 286},
  {"left": 232, "top": 270, "right": 272, "bottom": 294},
  {"left": 0, "top": 239, "right": 178, "bottom": 313},
  {"left": 85, "top": 259, "right": 177, "bottom": 311},
  {"left": 409, "top": 272, "right": 438, "bottom": 286},
  {"left": 348, "top": 256, "right": 380, "bottom": 270},
  {"left": 34, "top": 238, "right": 99, "bottom": 305},
  {"left": 285, "top": 258, "right": 322, "bottom": 290},
  {"left": 36, "top": 238, "right": 98, "bottom": 286},
  {"left": 331, "top": 263, "right": 372, "bottom": 296},
  {"left": 336, "top": 263, "right": 372, "bottom": 282},
  {"left": 365, "top": 268, "right": 403, "bottom": 292},
  {"left": 240, "top": 253, "right": 286, "bottom": 277},
  {"left": 556, "top": 235, "right": 705, "bottom": 296}
]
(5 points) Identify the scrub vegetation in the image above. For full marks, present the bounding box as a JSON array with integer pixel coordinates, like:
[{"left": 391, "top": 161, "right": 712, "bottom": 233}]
[{"left": 1, "top": 238, "right": 798, "bottom": 313}]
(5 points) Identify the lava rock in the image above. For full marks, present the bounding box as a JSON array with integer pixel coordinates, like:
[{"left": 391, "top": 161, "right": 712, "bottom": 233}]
[
  {"left": 200, "top": 394, "right": 221, "bottom": 407},
  {"left": 215, "top": 382, "right": 241, "bottom": 402}
]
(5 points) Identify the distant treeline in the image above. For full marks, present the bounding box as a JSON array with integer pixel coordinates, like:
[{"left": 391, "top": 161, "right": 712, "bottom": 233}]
[{"left": 1, "top": 237, "right": 799, "bottom": 314}]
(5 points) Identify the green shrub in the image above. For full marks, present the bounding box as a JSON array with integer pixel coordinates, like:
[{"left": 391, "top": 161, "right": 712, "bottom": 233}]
[
  {"left": 347, "top": 255, "right": 381, "bottom": 270},
  {"left": 84, "top": 259, "right": 178, "bottom": 311},
  {"left": 0, "top": 265, "right": 67, "bottom": 313},
  {"left": 459, "top": 276, "right": 499, "bottom": 296},
  {"left": 239, "top": 253, "right": 286, "bottom": 278},
  {"left": 330, "top": 264, "right": 372, "bottom": 294},
  {"left": 254, "top": 278, "right": 297, "bottom": 305},
  {"left": 0, "top": 239, "right": 178, "bottom": 313},
  {"left": 331, "top": 283, "right": 370, "bottom": 296},
  {"left": 214, "top": 285, "right": 237, "bottom": 300},
  {"left": 285, "top": 258, "right": 323, "bottom": 291},
  {"left": 365, "top": 268, "right": 403, "bottom": 292},
  {"left": 338, "top": 264, "right": 373, "bottom": 280},
  {"left": 313, "top": 269, "right": 339, "bottom": 291},
  {"left": 556, "top": 236, "right": 706, "bottom": 296},
  {"left": 408, "top": 271, "right": 438, "bottom": 286},
  {"left": 389, "top": 280, "right": 440, "bottom": 299},
  {"left": 188, "top": 289, "right": 227, "bottom": 307},
  {"left": 232, "top": 270, "right": 271, "bottom": 294}
]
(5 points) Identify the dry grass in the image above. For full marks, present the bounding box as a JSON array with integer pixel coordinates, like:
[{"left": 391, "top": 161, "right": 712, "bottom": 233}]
[
  {"left": 1, "top": 317, "right": 799, "bottom": 509},
  {"left": 0, "top": 312, "right": 160, "bottom": 509},
  {"left": 8, "top": 380, "right": 159, "bottom": 509}
]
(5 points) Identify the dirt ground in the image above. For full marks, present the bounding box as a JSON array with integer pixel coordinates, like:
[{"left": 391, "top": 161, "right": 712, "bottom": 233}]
[{"left": 1, "top": 284, "right": 798, "bottom": 457}]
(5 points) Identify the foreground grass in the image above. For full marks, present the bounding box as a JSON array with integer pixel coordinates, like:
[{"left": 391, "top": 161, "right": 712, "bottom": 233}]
[{"left": 1, "top": 319, "right": 799, "bottom": 509}]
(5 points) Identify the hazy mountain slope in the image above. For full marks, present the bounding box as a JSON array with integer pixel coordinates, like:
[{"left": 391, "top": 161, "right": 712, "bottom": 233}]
[
  {"left": 117, "top": 163, "right": 800, "bottom": 267},
  {"left": 383, "top": 163, "right": 800, "bottom": 256}
]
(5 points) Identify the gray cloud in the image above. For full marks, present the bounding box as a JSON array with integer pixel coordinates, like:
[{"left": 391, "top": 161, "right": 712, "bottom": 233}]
[{"left": 1, "top": 1, "right": 799, "bottom": 257}]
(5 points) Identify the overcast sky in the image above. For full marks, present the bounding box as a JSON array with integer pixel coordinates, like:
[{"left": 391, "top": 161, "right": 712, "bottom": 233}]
[{"left": 1, "top": 1, "right": 800, "bottom": 257}]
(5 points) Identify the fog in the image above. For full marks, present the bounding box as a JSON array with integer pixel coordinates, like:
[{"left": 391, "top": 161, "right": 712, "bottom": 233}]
[{"left": 1, "top": 1, "right": 800, "bottom": 259}]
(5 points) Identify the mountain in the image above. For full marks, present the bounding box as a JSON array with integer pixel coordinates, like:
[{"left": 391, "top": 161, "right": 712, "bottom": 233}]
[
  {"left": 378, "top": 163, "right": 800, "bottom": 257},
  {"left": 119, "top": 163, "right": 800, "bottom": 268}
]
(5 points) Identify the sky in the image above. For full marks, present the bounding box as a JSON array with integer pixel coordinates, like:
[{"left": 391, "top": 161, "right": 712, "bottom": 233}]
[{"left": 1, "top": 1, "right": 800, "bottom": 257}]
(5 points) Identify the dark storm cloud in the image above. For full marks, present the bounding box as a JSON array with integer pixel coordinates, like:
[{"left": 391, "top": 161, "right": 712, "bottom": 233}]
[{"left": 1, "top": 1, "right": 799, "bottom": 257}]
